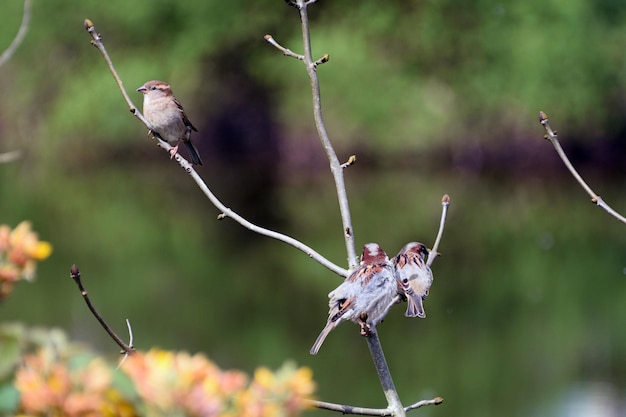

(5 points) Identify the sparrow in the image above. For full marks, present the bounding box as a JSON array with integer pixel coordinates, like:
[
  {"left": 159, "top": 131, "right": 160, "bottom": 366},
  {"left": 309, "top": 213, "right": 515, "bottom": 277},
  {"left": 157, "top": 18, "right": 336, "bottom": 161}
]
[
  {"left": 392, "top": 242, "right": 433, "bottom": 318},
  {"left": 310, "top": 243, "right": 397, "bottom": 355},
  {"left": 136, "top": 80, "right": 203, "bottom": 165}
]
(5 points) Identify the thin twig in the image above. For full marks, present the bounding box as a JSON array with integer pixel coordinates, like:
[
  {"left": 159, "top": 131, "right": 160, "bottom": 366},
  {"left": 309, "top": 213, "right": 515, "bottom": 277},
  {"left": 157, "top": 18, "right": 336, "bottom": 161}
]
[
  {"left": 192, "top": 169, "right": 349, "bottom": 277},
  {"left": 309, "top": 396, "right": 443, "bottom": 416},
  {"left": 427, "top": 194, "right": 450, "bottom": 267},
  {"left": 84, "top": 19, "right": 349, "bottom": 278},
  {"left": 0, "top": 150, "right": 22, "bottom": 164},
  {"left": 266, "top": 0, "right": 358, "bottom": 269},
  {"left": 264, "top": 35, "right": 304, "bottom": 61},
  {"left": 69, "top": 264, "right": 136, "bottom": 355},
  {"left": 84, "top": 19, "right": 146, "bottom": 124},
  {"left": 538, "top": 111, "right": 626, "bottom": 225},
  {"left": 0, "top": 0, "right": 31, "bottom": 68},
  {"left": 116, "top": 319, "right": 134, "bottom": 369},
  {"left": 307, "top": 399, "right": 392, "bottom": 416},
  {"left": 404, "top": 397, "right": 444, "bottom": 412}
]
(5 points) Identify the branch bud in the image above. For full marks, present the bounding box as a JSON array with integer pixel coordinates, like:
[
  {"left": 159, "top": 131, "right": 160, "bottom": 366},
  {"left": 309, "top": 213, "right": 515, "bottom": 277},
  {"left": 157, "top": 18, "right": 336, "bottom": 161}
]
[
  {"left": 70, "top": 264, "right": 81, "bottom": 283},
  {"left": 84, "top": 19, "right": 94, "bottom": 30}
]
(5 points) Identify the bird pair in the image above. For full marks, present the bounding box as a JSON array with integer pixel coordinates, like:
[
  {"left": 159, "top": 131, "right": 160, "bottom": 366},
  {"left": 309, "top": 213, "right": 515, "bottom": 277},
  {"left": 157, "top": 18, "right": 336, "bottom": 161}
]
[
  {"left": 310, "top": 242, "right": 433, "bottom": 355},
  {"left": 137, "top": 80, "right": 203, "bottom": 166}
]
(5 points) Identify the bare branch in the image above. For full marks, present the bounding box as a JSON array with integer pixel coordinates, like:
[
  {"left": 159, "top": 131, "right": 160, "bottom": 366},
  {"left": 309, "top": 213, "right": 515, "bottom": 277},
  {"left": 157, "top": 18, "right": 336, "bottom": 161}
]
[
  {"left": 0, "top": 0, "right": 31, "bottom": 68},
  {"left": 427, "top": 194, "right": 450, "bottom": 267},
  {"left": 84, "top": 19, "right": 349, "bottom": 278},
  {"left": 264, "top": 35, "right": 304, "bottom": 61},
  {"left": 538, "top": 111, "right": 626, "bottom": 224},
  {"left": 297, "top": 3, "right": 359, "bottom": 268},
  {"left": 366, "top": 327, "right": 406, "bottom": 417},
  {"left": 189, "top": 168, "right": 349, "bottom": 277},
  {"left": 69, "top": 264, "right": 136, "bottom": 355},
  {"left": 307, "top": 399, "right": 392, "bottom": 415},
  {"left": 309, "top": 395, "right": 442, "bottom": 415},
  {"left": 404, "top": 397, "right": 444, "bottom": 412},
  {"left": 116, "top": 319, "right": 134, "bottom": 369}
]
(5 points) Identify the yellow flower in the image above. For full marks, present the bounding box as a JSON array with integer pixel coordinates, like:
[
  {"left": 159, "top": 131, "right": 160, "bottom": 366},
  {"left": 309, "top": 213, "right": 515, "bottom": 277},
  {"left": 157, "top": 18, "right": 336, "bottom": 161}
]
[
  {"left": 9, "top": 221, "right": 52, "bottom": 262},
  {"left": 253, "top": 367, "right": 275, "bottom": 390}
]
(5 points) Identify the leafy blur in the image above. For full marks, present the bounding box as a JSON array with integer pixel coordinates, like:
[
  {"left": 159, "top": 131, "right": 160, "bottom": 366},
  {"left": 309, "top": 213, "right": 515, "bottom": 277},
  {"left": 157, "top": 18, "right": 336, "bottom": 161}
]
[
  {"left": 1, "top": 1, "right": 626, "bottom": 416},
  {"left": 0, "top": 221, "right": 52, "bottom": 298},
  {"left": 1, "top": 323, "right": 313, "bottom": 416}
]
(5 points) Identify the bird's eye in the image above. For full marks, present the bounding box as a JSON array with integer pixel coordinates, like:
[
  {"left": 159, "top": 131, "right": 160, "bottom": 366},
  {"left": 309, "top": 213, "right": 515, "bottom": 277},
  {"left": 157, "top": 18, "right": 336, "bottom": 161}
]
[{"left": 150, "top": 86, "right": 157, "bottom": 91}]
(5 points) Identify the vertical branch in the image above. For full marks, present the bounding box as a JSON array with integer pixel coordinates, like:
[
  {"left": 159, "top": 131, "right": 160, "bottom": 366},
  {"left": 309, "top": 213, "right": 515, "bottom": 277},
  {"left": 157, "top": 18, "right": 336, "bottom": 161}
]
[
  {"left": 297, "top": 1, "right": 358, "bottom": 269},
  {"left": 366, "top": 329, "right": 406, "bottom": 417}
]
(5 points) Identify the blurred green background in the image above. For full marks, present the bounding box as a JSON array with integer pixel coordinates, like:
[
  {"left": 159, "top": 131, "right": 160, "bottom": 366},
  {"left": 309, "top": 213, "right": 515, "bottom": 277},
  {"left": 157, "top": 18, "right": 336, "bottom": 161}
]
[{"left": 2, "top": 0, "right": 626, "bottom": 416}]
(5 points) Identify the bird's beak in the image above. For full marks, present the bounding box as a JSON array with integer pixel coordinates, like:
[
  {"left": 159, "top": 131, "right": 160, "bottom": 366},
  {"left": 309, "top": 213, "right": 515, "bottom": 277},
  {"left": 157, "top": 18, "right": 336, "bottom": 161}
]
[{"left": 136, "top": 86, "right": 147, "bottom": 93}]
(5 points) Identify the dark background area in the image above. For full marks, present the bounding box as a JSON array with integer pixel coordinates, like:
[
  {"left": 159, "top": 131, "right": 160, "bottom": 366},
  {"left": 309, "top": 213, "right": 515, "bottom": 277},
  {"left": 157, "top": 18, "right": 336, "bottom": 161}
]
[{"left": 2, "top": 0, "right": 626, "bottom": 416}]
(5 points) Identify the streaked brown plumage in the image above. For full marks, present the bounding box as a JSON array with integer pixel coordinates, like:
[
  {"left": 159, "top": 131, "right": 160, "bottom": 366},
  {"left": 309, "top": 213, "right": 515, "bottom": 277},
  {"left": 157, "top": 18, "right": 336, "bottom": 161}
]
[
  {"left": 310, "top": 243, "right": 397, "bottom": 355},
  {"left": 392, "top": 242, "right": 433, "bottom": 318}
]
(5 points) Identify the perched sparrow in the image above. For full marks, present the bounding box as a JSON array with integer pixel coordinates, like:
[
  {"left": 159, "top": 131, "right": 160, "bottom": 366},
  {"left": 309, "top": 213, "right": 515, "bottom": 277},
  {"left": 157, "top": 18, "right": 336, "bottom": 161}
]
[
  {"left": 310, "top": 243, "right": 397, "bottom": 355},
  {"left": 392, "top": 242, "right": 433, "bottom": 318},
  {"left": 137, "top": 80, "right": 203, "bottom": 165}
]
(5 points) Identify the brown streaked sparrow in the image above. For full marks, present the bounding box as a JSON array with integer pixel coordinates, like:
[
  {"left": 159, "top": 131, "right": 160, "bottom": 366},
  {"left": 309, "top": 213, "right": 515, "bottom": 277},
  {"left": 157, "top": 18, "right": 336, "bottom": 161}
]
[
  {"left": 137, "top": 80, "right": 203, "bottom": 165},
  {"left": 392, "top": 242, "right": 433, "bottom": 318},
  {"left": 310, "top": 243, "right": 397, "bottom": 355}
]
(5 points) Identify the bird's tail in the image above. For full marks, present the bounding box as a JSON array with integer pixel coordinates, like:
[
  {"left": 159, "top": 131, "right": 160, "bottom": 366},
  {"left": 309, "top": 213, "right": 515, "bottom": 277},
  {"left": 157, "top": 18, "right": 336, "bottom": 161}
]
[
  {"left": 309, "top": 322, "right": 336, "bottom": 355},
  {"left": 401, "top": 282, "right": 426, "bottom": 318},
  {"left": 184, "top": 140, "right": 203, "bottom": 166}
]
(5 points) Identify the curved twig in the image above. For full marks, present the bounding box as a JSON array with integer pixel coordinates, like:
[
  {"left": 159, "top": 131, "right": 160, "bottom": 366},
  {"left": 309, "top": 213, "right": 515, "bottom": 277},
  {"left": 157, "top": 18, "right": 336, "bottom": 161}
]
[
  {"left": 116, "top": 319, "right": 134, "bottom": 369},
  {"left": 427, "top": 194, "right": 450, "bottom": 267},
  {"left": 0, "top": 0, "right": 31, "bottom": 68},
  {"left": 83, "top": 19, "right": 348, "bottom": 278},
  {"left": 70, "top": 265, "right": 136, "bottom": 355},
  {"left": 538, "top": 111, "right": 626, "bottom": 225}
]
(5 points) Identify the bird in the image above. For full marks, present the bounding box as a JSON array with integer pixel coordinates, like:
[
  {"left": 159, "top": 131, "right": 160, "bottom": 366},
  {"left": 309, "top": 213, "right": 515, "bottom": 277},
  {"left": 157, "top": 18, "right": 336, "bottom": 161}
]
[
  {"left": 310, "top": 243, "right": 397, "bottom": 355},
  {"left": 136, "top": 80, "right": 203, "bottom": 165},
  {"left": 392, "top": 242, "right": 433, "bottom": 318}
]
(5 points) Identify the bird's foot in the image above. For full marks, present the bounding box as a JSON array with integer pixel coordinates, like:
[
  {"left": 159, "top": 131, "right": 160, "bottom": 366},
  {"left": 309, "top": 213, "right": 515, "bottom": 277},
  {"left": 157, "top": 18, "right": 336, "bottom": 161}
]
[
  {"left": 169, "top": 145, "right": 179, "bottom": 159},
  {"left": 358, "top": 314, "right": 372, "bottom": 336}
]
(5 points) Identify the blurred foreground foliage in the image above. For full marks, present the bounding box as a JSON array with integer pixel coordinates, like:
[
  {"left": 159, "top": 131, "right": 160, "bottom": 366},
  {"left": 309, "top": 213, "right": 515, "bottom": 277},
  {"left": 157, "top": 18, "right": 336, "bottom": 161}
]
[
  {"left": 0, "top": 323, "right": 315, "bottom": 417},
  {"left": 0, "top": 221, "right": 52, "bottom": 299}
]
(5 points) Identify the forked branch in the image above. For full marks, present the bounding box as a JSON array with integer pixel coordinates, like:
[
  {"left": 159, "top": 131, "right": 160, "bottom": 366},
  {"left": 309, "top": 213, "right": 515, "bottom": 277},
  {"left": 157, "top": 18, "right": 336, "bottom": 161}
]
[
  {"left": 267, "top": 2, "right": 446, "bottom": 416},
  {"left": 266, "top": 0, "right": 358, "bottom": 269},
  {"left": 83, "top": 19, "right": 348, "bottom": 278}
]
